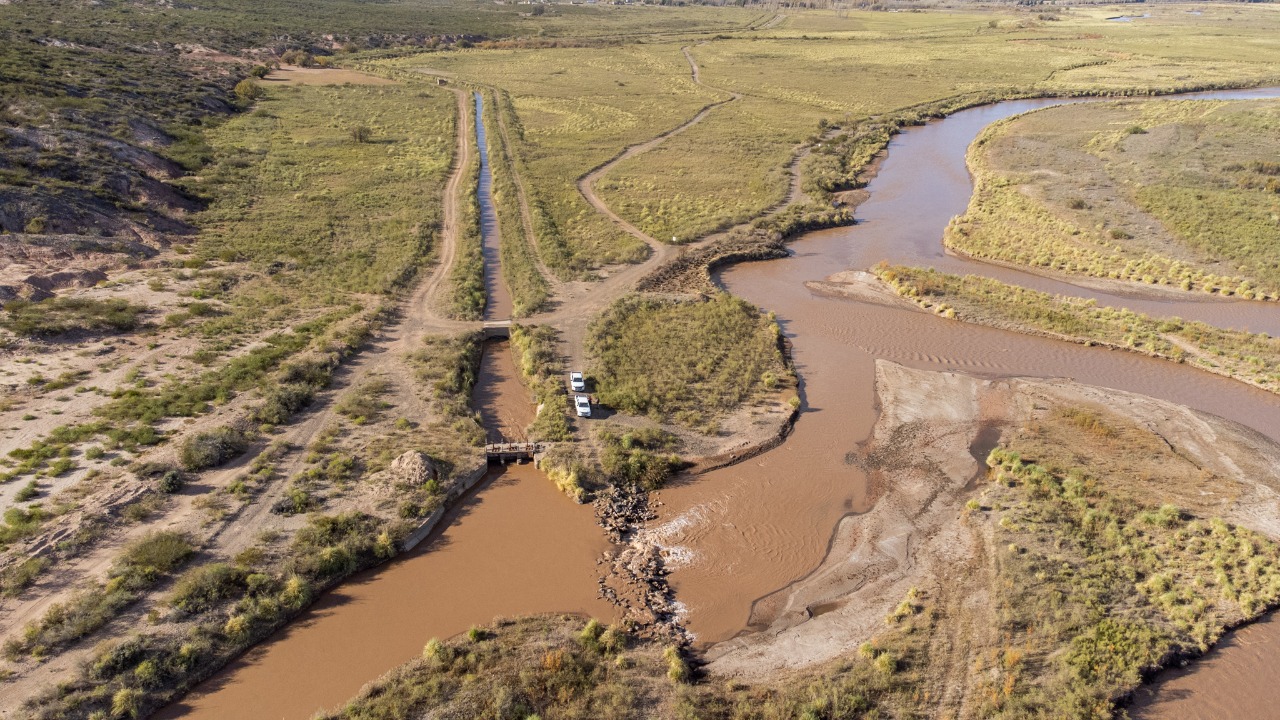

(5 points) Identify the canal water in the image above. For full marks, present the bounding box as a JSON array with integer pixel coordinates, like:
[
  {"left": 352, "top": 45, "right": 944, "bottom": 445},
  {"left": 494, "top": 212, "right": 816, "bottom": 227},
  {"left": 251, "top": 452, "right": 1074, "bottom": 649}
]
[{"left": 475, "top": 92, "right": 513, "bottom": 321}]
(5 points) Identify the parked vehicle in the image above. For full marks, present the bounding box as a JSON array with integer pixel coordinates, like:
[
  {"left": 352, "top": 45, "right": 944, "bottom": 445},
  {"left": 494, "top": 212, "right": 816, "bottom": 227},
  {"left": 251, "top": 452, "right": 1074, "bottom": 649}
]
[
  {"left": 570, "top": 371, "right": 585, "bottom": 392},
  {"left": 574, "top": 394, "right": 592, "bottom": 418}
]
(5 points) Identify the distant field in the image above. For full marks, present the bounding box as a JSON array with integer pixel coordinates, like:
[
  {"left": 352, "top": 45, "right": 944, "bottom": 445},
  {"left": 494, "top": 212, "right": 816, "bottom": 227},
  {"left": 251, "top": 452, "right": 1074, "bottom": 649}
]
[
  {"left": 263, "top": 66, "right": 397, "bottom": 86},
  {"left": 193, "top": 81, "right": 455, "bottom": 303},
  {"left": 947, "top": 99, "right": 1280, "bottom": 299},
  {"left": 374, "top": 44, "right": 717, "bottom": 276},
  {"left": 377, "top": 6, "right": 1280, "bottom": 268}
]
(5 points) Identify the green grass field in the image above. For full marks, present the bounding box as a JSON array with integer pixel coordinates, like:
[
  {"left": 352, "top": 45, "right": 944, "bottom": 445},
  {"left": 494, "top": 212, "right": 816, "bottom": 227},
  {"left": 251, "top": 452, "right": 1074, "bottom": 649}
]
[
  {"left": 372, "top": 44, "right": 718, "bottom": 276},
  {"left": 193, "top": 82, "right": 454, "bottom": 301},
  {"left": 365, "top": 6, "right": 1280, "bottom": 275},
  {"left": 586, "top": 293, "right": 789, "bottom": 430}
]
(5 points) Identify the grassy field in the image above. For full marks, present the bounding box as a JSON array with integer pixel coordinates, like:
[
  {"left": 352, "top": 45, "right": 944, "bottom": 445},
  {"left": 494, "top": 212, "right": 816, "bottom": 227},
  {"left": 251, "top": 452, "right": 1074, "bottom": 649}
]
[
  {"left": 485, "top": 90, "right": 552, "bottom": 316},
  {"left": 373, "top": 44, "right": 718, "bottom": 276},
  {"left": 947, "top": 99, "right": 1280, "bottom": 299},
  {"left": 586, "top": 293, "right": 789, "bottom": 430},
  {"left": 444, "top": 95, "right": 486, "bottom": 320},
  {"left": 876, "top": 264, "right": 1280, "bottom": 393},
  {"left": 370, "top": 6, "right": 1280, "bottom": 270},
  {"left": 193, "top": 82, "right": 454, "bottom": 302}
]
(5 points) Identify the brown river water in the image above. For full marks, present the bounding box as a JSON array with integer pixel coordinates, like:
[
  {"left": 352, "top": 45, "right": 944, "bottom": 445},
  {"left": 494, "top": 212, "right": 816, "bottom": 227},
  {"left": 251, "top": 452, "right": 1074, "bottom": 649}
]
[
  {"left": 163, "top": 88, "right": 1280, "bottom": 717},
  {"left": 161, "top": 343, "right": 614, "bottom": 720}
]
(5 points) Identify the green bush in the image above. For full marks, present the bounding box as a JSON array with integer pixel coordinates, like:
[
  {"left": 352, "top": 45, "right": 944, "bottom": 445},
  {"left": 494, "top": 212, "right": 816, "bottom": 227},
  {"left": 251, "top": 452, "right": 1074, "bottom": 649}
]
[
  {"left": 179, "top": 426, "right": 249, "bottom": 471},
  {"left": 598, "top": 428, "right": 682, "bottom": 490},
  {"left": 234, "top": 79, "right": 264, "bottom": 101},
  {"left": 1, "top": 297, "right": 147, "bottom": 336},
  {"left": 168, "top": 563, "right": 247, "bottom": 614}
]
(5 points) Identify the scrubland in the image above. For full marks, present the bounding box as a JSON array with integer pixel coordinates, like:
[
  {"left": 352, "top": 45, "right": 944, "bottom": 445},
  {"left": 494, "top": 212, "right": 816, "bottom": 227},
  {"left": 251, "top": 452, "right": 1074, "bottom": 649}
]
[{"left": 6, "top": 2, "right": 1280, "bottom": 718}]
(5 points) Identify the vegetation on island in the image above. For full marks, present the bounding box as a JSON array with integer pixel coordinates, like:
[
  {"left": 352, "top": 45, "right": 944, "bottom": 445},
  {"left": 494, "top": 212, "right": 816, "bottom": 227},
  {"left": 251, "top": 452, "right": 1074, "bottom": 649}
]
[
  {"left": 947, "top": 99, "right": 1280, "bottom": 299},
  {"left": 586, "top": 293, "right": 791, "bottom": 430}
]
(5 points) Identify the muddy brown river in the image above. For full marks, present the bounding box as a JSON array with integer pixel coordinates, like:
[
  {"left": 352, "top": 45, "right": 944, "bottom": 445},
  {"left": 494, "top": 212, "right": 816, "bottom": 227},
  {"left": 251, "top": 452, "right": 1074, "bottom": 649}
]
[
  {"left": 162, "top": 343, "right": 613, "bottom": 720},
  {"left": 657, "top": 88, "right": 1280, "bottom": 706}
]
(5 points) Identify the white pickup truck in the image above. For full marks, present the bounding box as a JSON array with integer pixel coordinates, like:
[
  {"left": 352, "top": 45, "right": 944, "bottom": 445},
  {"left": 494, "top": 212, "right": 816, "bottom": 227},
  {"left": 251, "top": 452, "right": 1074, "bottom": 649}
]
[
  {"left": 569, "top": 371, "right": 585, "bottom": 392},
  {"left": 574, "top": 394, "right": 591, "bottom": 418}
]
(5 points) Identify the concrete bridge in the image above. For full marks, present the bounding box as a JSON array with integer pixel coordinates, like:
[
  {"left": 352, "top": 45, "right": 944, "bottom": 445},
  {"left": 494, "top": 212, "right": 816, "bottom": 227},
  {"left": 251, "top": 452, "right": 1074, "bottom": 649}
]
[
  {"left": 484, "top": 441, "right": 547, "bottom": 464},
  {"left": 481, "top": 320, "right": 512, "bottom": 340}
]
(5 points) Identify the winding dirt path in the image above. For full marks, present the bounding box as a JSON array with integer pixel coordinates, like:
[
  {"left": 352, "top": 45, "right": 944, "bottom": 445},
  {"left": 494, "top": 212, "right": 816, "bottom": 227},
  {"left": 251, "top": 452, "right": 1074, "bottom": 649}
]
[{"left": 576, "top": 47, "right": 739, "bottom": 255}]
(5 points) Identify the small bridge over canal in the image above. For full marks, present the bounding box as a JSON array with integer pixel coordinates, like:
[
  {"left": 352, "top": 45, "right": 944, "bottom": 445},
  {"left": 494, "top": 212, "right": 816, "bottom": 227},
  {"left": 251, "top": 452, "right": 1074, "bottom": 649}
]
[
  {"left": 482, "top": 320, "right": 512, "bottom": 340},
  {"left": 484, "top": 441, "right": 547, "bottom": 464}
]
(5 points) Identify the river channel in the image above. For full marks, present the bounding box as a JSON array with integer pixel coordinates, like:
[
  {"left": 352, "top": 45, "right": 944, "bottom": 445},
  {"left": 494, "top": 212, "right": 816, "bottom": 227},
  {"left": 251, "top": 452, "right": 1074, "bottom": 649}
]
[{"left": 654, "top": 87, "right": 1280, "bottom": 713}]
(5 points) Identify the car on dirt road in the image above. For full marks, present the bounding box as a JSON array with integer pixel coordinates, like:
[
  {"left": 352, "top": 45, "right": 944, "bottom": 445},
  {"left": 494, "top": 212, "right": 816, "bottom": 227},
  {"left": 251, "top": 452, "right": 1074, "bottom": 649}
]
[
  {"left": 574, "top": 394, "right": 592, "bottom": 418},
  {"left": 570, "top": 371, "right": 585, "bottom": 392}
]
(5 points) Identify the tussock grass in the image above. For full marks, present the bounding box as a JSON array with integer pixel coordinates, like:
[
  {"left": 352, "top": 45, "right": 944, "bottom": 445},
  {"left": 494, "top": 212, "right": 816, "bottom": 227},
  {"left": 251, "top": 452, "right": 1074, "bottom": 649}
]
[
  {"left": 587, "top": 293, "right": 789, "bottom": 428},
  {"left": 875, "top": 264, "right": 1280, "bottom": 392},
  {"left": 1, "top": 298, "right": 148, "bottom": 337},
  {"left": 973, "top": 435, "right": 1280, "bottom": 717},
  {"left": 320, "top": 616, "right": 667, "bottom": 720}
]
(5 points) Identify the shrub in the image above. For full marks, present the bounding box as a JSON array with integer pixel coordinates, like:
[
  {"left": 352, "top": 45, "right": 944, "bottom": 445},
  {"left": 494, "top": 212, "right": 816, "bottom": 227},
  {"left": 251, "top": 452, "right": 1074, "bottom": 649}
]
[
  {"left": 157, "top": 470, "right": 184, "bottom": 494},
  {"left": 179, "top": 426, "right": 249, "bottom": 471},
  {"left": 118, "top": 531, "right": 195, "bottom": 579},
  {"left": 234, "top": 79, "right": 264, "bottom": 101},
  {"left": 169, "top": 563, "right": 246, "bottom": 614},
  {"left": 1, "top": 297, "right": 147, "bottom": 336}
]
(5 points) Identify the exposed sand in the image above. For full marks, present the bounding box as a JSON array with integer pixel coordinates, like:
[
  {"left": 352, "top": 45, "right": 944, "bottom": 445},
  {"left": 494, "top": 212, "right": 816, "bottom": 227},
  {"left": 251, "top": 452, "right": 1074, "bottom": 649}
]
[
  {"left": 706, "top": 359, "right": 1280, "bottom": 710},
  {"left": 263, "top": 66, "right": 397, "bottom": 86}
]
